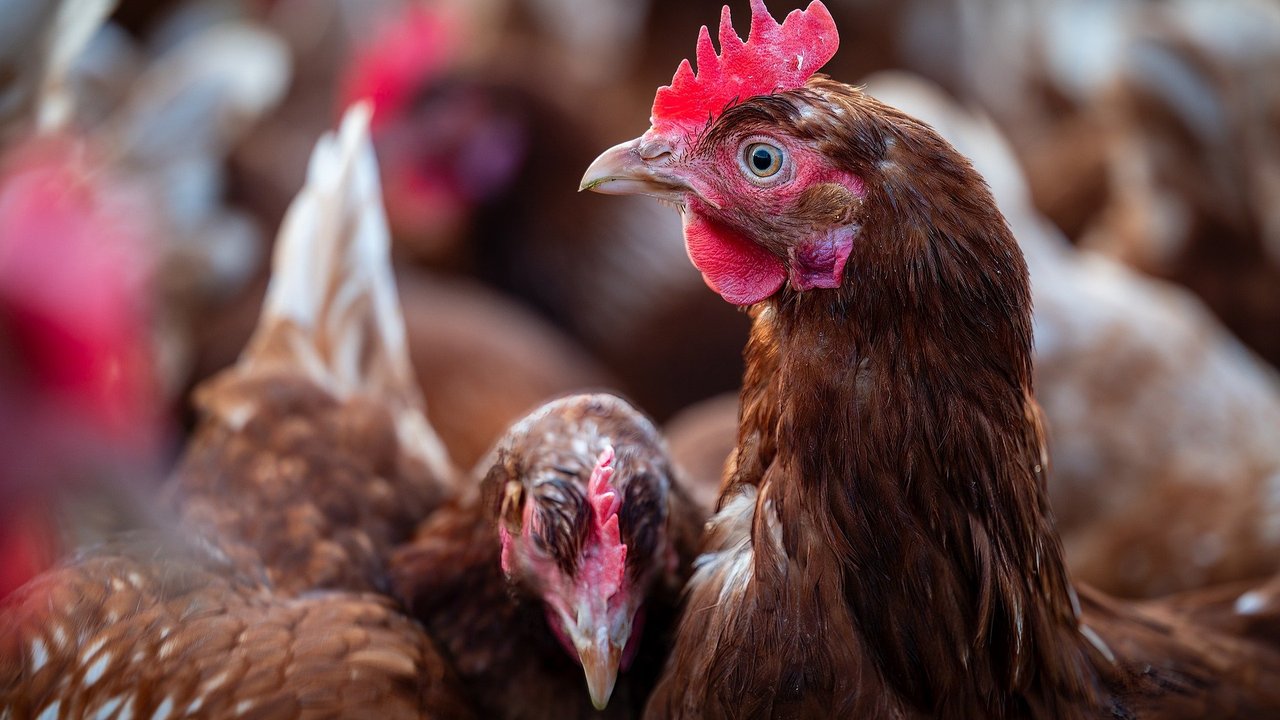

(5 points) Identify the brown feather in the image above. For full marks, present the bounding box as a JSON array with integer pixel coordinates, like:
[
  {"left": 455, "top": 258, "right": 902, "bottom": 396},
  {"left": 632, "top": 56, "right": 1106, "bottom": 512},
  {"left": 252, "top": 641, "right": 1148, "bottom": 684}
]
[
  {"left": 171, "top": 373, "right": 448, "bottom": 595},
  {"left": 0, "top": 534, "right": 472, "bottom": 718}
]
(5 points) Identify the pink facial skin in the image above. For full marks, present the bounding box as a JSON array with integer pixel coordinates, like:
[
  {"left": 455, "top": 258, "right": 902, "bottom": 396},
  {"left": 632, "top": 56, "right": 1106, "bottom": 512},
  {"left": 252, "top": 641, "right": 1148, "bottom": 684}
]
[
  {"left": 669, "top": 133, "right": 862, "bottom": 305},
  {"left": 497, "top": 447, "right": 641, "bottom": 674},
  {"left": 638, "top": 0, "right": 853, "bottom": 305}
]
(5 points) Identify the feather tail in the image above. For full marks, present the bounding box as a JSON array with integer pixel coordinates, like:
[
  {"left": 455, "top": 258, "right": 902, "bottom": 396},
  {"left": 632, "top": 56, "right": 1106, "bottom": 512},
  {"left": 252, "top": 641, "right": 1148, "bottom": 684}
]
[
  {"left": 233, "top": 103, "right": 452, "bottom": 474},
  {"left": 240, "top": 104, "right": 409, "bottom": 398}
]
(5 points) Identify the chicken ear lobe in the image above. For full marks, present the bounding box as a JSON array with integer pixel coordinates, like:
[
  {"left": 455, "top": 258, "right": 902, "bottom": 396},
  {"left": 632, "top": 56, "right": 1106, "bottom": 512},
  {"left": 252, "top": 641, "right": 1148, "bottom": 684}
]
[{"left": 787, "top": 224, "right": 857, "bottom": 291}]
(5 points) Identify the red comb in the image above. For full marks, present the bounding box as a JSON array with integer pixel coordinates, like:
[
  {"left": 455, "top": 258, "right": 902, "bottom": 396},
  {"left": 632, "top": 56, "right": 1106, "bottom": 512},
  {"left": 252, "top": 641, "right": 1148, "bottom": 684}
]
[
  {"left": 585, "top": 446, "right": 627, "bottom": 598},
  {"left": 651, "top": 0, "right": 839, "bottom": 134}
]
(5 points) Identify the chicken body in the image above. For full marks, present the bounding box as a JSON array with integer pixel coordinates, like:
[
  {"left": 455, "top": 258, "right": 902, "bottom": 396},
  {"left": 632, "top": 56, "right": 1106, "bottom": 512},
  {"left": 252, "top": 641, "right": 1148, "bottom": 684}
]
[
  {"left": 165, "top": 100, "right": 456, "bottom": 597},
  {"left": 3, "top": 107, "right": 472, "bottom": 717},
  {"left": 171, "top": 371, "right": 450, "bottom": 595},
  {"left": 0, "top": 534, "right": 472, "bottom": 719},
  {"left": 583, "top": 2, "right": 1280, "bottom": 716},
  {"left": 390, "top": 393, "right": 704, "bottom": 718}
]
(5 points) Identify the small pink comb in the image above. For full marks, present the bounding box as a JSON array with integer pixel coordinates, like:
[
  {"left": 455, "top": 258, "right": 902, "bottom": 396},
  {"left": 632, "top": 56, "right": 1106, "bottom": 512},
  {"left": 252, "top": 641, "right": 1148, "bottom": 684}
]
[
  {"left": 651, "top": 0, "right": 839, "bottom": 134},
  {"left": 587, "top": 446, "right": 620, "bottom": 522},
  {"left": 585, "top": 446, "right": 627, "bottom": 598}
]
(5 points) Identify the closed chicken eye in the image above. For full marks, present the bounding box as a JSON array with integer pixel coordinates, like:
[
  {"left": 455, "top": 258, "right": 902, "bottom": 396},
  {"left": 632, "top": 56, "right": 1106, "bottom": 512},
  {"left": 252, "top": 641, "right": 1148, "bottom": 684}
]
[{"left": 741, "top": 142, "right": 785, "bottom": 180}]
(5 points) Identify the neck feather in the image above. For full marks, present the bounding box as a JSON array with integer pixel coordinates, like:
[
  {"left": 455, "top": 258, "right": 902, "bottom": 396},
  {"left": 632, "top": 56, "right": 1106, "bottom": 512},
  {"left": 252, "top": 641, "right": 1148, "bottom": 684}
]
[{"left": 733, "top": 201, "right": 1100, "bottom": 714}]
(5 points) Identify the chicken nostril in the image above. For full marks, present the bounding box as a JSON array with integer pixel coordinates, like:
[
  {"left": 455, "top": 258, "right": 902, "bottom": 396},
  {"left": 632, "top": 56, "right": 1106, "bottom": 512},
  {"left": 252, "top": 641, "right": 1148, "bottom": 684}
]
[{"left": 637, "top": 143, "right": 674, "bottom": 163}]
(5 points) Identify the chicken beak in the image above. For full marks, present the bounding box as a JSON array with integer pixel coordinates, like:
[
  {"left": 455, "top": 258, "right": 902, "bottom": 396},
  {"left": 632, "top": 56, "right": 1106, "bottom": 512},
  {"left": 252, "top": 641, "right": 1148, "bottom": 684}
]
[
  {"left": 579, "top": 136, "right": 690, "bottom": 204},
  {"left": 576, "top": 630, "right": 623, "bottom": 710}
]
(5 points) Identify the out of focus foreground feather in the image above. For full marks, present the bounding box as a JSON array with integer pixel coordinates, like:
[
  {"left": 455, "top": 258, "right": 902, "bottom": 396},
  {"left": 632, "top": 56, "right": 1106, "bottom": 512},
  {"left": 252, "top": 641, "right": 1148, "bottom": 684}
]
[{"left": 2, "top": 104, "right": 474, "bottom": 718}]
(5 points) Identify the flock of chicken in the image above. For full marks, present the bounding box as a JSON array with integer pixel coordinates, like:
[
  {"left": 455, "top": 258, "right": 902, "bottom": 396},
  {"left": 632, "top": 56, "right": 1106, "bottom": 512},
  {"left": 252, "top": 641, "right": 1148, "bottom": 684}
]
[{"left": 3, "top": 0, "right": 1280, "bottom": 717}]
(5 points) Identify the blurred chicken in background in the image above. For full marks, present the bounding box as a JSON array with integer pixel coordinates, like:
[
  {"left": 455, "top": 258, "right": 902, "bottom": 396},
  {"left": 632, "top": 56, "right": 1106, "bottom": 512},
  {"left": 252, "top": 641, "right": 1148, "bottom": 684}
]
[
  {"left": 0, "top": 137, "right": 163, "bottom": 600},
  {"left": 1083, "top": 2, "right": 1280, "bottom": 368},
  {"left": 0, "top": 0, "right": 166, "bottom": 600},
  {"left": 898, "top": 0, "right": 1280, "bottom": 368},
  {"left": 2, "top": 107, "right": 475, "bottom": 718},
  {"left": 230, "top": 0, "right": 749, "bottom": 424},
  {"left": 4, "top": 0, "right": 292, "bottom": 407}
]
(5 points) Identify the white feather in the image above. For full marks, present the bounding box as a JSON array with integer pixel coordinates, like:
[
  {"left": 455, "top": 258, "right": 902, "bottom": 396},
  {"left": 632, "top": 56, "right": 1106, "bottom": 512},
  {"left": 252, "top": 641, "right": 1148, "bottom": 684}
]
[
  {"left": 35, "top": 0, "right": 116, "bottom": 132},
  {"left": 149, "top": 696, "right": 173, "bottom": 720},
  {"left": 93, "top": 696, "right": 123, "bottom": 720},
  {"left": 83, "top": 651, "right": 111, "bottom": 686},
  {"left": 107, "top": 23, "right": 291, "bottom": 163},
  {"left": 1236, "top": 590, "right": 1269, "bottom": 615},
  {"left": 28, "top": 637, "right": 48, "bottom": 672},
  {"left": 690, "top": 486, "right": 772, "bottom": 606},
  {"left": 1079, "top": 624, "right": 1115, "bottom": 665},
  {"left": 237, "top": 104, "right": 451, "bottom": 478}
]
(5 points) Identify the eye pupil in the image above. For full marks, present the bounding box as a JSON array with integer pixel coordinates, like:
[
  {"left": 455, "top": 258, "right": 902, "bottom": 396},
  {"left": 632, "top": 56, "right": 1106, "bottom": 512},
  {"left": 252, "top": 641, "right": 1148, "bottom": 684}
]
[{"left": 743, "top": 142, "right": 783, "bottom": 179}]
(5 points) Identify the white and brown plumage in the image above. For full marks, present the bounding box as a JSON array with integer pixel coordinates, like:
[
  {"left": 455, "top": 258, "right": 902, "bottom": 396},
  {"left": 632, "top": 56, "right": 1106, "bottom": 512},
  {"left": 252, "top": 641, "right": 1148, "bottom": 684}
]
[
  {"left": 168, "top": 101, "right": 454, "bottom": 595},
  {"left": 0, "top": 534, "right": 471, "bottom": 719},
  {"left": 2, "top": 105, "right": 471, "bottom": 718}
]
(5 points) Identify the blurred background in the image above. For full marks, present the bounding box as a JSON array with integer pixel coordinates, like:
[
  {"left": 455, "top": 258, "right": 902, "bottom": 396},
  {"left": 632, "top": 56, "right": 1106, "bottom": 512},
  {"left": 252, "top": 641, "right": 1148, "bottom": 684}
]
[{"left": 2, "top": 0, "right": 1278, "bottom": 601}]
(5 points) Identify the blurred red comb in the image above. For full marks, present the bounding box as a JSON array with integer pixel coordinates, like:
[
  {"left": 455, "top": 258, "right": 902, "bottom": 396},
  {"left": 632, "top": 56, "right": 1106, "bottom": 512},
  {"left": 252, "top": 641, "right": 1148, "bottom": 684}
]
[
  {"left": 0, "top": 139, "right": 157, "bottom": 450},
  {"left": 651, "top": 0, "right": 839, "bottom": 134},
  {"left": 339, "top": 6, "right": 456, "bottom": 127}
]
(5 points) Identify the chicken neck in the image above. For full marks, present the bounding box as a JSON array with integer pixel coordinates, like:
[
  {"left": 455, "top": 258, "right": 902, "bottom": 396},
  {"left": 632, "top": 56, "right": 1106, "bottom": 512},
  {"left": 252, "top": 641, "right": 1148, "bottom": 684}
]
[{"left": 731, "top": 245, "right": 1104, "bottom": 714}]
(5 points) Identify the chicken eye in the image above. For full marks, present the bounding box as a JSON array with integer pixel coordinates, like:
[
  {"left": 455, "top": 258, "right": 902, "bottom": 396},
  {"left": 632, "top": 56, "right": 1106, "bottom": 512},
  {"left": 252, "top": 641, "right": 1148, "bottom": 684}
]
[{"left": 742, "top": 142, "right": 784, "bottom": 179}]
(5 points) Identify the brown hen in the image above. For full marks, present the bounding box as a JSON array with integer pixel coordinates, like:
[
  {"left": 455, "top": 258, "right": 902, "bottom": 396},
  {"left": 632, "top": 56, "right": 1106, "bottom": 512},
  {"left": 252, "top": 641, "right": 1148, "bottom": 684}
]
[
  {"left": 167, "top": 103, "right": 455, "bottom": 596},
  {"left": 583, "top": 2, "right": 1280, "bottom": 717}
]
